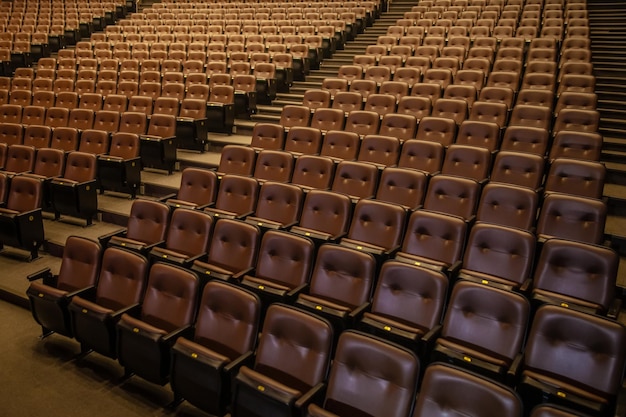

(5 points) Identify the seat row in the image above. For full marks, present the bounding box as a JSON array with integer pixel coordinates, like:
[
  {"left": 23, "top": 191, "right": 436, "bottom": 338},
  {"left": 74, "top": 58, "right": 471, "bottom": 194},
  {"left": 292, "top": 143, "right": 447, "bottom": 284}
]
[
  {"left": 245, "top": 121, "right": 604, "bottom": 187},
  {"left": 0, "top": 0, "right": 129, "bottom": 60},
  {"left": 31, "top": 51, "right": 303, "bottom": 84},
  {"left": 0, "top": 107, "right": 195, "bottom": 174},
  {"left": 291, "top": 87, "right": 596, "bottom": 132},
  {"left": 26, "top": 230, "right": 625, "bottom": 417},
  {"left": 274, "top": 103, "right": 598, "bottom": 147},
  {"left": 0, "top": 148, "right": 99, "bottom": 257},
  {"left": 211, "top": 149, "right": 612, "bottom": 242},
  {"left": 0, "top": 88, "right": 228, "bottom": 152},
  {"left": 337, "top": 53, "right": 592, "bottom": 98},
  {"left": 257, "top": 114, "right": 603, "bottom": 161}
]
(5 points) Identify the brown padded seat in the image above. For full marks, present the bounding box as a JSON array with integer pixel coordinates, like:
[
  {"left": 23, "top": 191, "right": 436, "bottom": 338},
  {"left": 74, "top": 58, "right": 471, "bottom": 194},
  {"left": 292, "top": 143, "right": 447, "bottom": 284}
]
[
  {"left": 241, "top": 229, "right": 315, "bottom": 303},
  {"left": 357, "top": 134, "right": 400, "bottom": 167},
  {"left": 284, "top": 127, "right": 323, "bottom": 156},
  {"left": 441, "top": 144, "right": 491, "bottom": 182},
  {"left": 531, "top": 238, "right": 618, "bottom": 315},
  {"left": 395, "top": 209, "right": 467, "bottom": 272},
  {"left": 291, "top": 155, "right": 335, "bottom": 191},
  {"left": 245, "top": 182, "right": 303, "bottom": 229},
  {"left": 413, "top": 363, "right": 522, "bottom": 417},
  {"left": 375, "top": 167, "right": 428, "bottom": 210},
  {"left": 69, "top": 247, "right": 149, "bottom": 359},
  {"left": 491, "top": 151, "right": 545, "bottom": 190},
  {"left": 458, "top": 222, "right": 535, "bottom": 290},
  {"left": 166, "top": 168, "right": 217, "bottom": 210},
  {"left": 217, "top": 145, "right": 257, "bottom": 178},
  {"left": 530, "top": 405, "right": 594, "bottom": 417},
  {"left": 320, "top": 131, "right": 360, "bottom": 162},
  {"left": 290, "top": 189, "right": 352, "bottom": 241},
  {"left": 359, "top": 260, "right": 448, "bottom": 353},
  {"left": 149, "top": 209, "right": 213, "bottom": 267},
  {"left": 423, "top": 174, "right": 479, "bottom": 220},
  {"left": 204, "top": 175, "right": 260, "bottom": 220},
  {"left": 398, "top": 140, "right": 444, "bottom": 174},
  {"left": 233, "top": 304, "right": 333, "bottom": 417},
  {"left": 340, "top": 199, "right": 406, "bottom": 254},
  {"left": 116, "top": 263, "right": 199, "bottom": 385},
  {"left": 544, "top": 158, "right": 606, "bottom": 199},
  {"left": 308, "top": 330, "right": 419, "bottom": 417},
  {"left": 252, "top": 150, "right": 295, "bottom": 184},
  {"left": 49, "top": 151, "right": 98, "bottom": 225},
  {"left": 476, "top": 182, "right": 539, "bottom": 230},
  {"left": 250, "top": 122, "right": 285, "bottom": 151},
  {"left": 550, "top": 131, "right": 602, "bottom": 161},
  {"left": 519, "top": 305, "right": 626, "bottom": 416},
  {"left": 170, "top": 281, "right": 261, "bottom": 416},
  {"left": 4, "top": 144, "right": 36, "bottom": 174},
  {"left": 27, "top": 236, "right": 102, "bottom": 337},
  {"left": 192, "top": 219, "right": 260, "bottom": 281},
  {"left": 415, "top": 116, "right": 457, "bottom": 147},
  {"left": 536, "top": 193, "right": 607, "bottom": 245},
  {"left": 296, "top": 244, "right": 376, "bottom": 331},
  {"left": 107, "top": 199, "right": 170, "bottom": 253},
  {"left": 433, "top": 280, "right": 530, "bottom": 379},
  {"left": 331, "top": 161, "right": 379, "bottom": 201}
]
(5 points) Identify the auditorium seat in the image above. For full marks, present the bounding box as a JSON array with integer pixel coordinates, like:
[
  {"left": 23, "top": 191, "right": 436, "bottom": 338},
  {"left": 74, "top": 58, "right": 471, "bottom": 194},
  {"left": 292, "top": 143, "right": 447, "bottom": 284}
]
[
  {"left": 412, "top": 363, "right": 522, "bottom": 417},
  {"left": 250, "top": 123, "right": 285, "bottom": 151},
  {"left": 27, "top": 236, "right": 102, "bottom": 337},
  {"left": 245, "top": 181, "right": 303, "bottom": 230},
  {"left": 240, "top": 229, "right": 315, "bottom": 307},
  {"left": 423, "top": 174, "right": 479, "bottom": 220},
  {"left": 191, "top": 218, "right": 260, "bottom": 282},
  {"left": 140, "top": 113, "right": 177, "bottom": 174},
  {"left": 441, "top": 144, "right": 491, "bottom": 182},
  {"left": 375, "top": 166, "right": 427, "bottom": 210},
  {"left": 331, "top": 160, "right": 379, "bottom": 202},
  {"left": 307, "top": 330, "right": 419, "bottom": 417},
  {"left": 549, "top": 131, "right": 602, "bottom": 161},
  {"left": 476, "top": 183, "right": 538, "bottom": 230},
  {"left": 544, "top": 159, "right": 605, "bottom": 199},
  {"left": 103, "top": 199, "right": 170, "bottom": 254},
  {"left": 398, "top": 140, "right": 444, "bottom": 174},
  {"left": 320, "top": 130, "right": 361, "bottom": 162},
  {"left": 296, "top": 244, "right": 376, "bottom": 333},
  {"left": 97, "top": 132, "right": 141, "bottom": 198},
  {"left": 284, "top": 126, "right": 323, "bottom": 156},
  {"left": 359, "top": 260, "right": 447, "bottom": 356},
  {"left": 232, "top": 304, "right": 333, "bottom": 417},
  {"left": 253, "top": 150, "right": 294, "bottom": 183},
  {"left": 149, "top": 208, "right": 213, "bottom": 268},
  {"left": 432, "top": 280, "right": 529, "bottom": 381},
  {"left": 458, "top": 222, "right": 535, "bottom": 291},
  {"left": 340, "top": 199, "right": 406, "bottom": 257},
  {"left": 536, "top": 193, "right": 607, "bottom": 244},
  {"left": 49, "top": 151, "right": 98, "bottom": 226},
  {"left": 170, "top": 281, "right": 261, "bottom": 415},
  {"left": 491, "top": 151, "right": 545, "bottom": 190},
  {"left": 164, "top": 167, "right": 217, "bottom": 211},
  {"left": 518, "top": 305, "right": 626, "bottom": 417},
  {"left": 531, "top": 238, "right": 619, "bottom": 317},
  {"left": 116, "top": 262, "right": 199, "bottom": 385},
  {"left": 78, "top": 129, "right": 110, "bottom": 155},
  {"left": 415, "top": 116, "right": 457, "bottom": 147},
  {"left": 69, "top": 247, "right": 149, "bottom": 358},
  {"left": 287, "top": 147, "right": 332, "bottom": 185}
]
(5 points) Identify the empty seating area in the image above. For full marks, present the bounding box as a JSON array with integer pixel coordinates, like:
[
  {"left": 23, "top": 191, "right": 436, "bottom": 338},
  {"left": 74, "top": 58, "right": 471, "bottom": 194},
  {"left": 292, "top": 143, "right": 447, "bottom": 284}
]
[
  {"left": 0, "top": 0, "right": 128, "bottom": 75},
  {"left": 8, "top": 0, "right": 626, "bottom": 415},
  {"left": 25, "top": 212, "right": 626, "bottom": 417}
]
